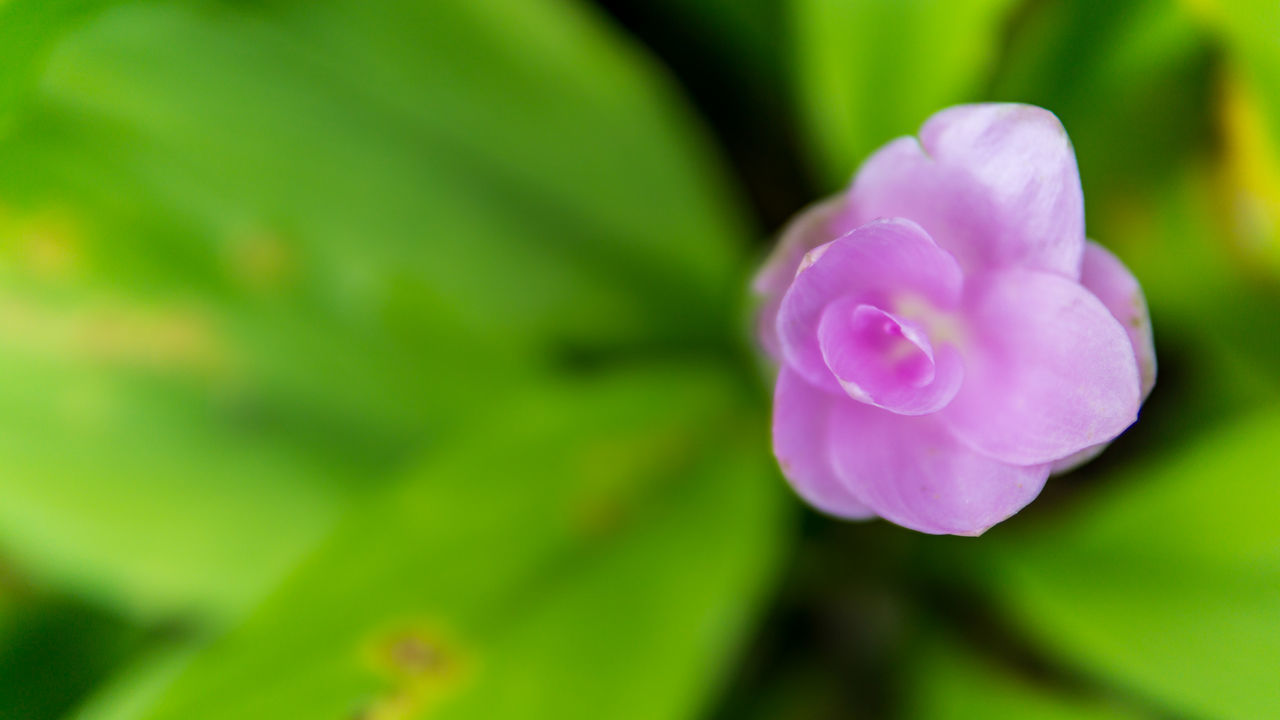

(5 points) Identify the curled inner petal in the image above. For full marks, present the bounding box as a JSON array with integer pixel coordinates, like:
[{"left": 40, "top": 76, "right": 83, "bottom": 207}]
[
  {"left": 816, "top": 297, "right": 963, "bottom": 415},
  {"left": 820, "top": 300, "right": 932, "bottom": 390},
  {"left": 776, "top": 218, "right": 964, "bottom": 393}
]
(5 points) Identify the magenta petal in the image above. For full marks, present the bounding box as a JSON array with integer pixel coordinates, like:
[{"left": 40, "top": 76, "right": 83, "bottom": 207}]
[
  {"left": 942, "top": 269, "right": 1141, "bottom": 465},
  {"left": 846, "top": 104, "right": 1084, "bottom": 277},
  {"left": 776, "top": 218, "right": 963, "bottom": 392},
  {"left": 817, "top": 298, "right": 963, "bottom": 415},
  {"left": 827, "top": 400, "right": 1050, "bottom": 535},
  {"left": 754, "top": 196, "right": 847, "bottom": 299},
  {"left": 773, "top": 368, "right": 876, "bottom": 519},
  {"left": 1048, "top": 444, "right": 1106, "bottom": 477},
  {"left": 753, "top": 196, "right": 848, "bottom": 360},
  {"left": 1078, "top": 241, "right": 1157, "bottom": 398},
  {"left": 757, "top": 103, "right": 1153, "bottom": 534},
  {"left": 1051, "top": 241, "right": 1158, "bottom": 473}
]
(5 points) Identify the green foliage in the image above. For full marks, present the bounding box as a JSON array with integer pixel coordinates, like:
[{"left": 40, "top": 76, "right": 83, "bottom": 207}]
[
  {"left": 792, "top": 0, "right": 1020, "bottom": 188},
  {"left": 0, "top": 0, "right": 127, "bottom": 131},
  {"left": 1197, "top": 0, "right": 1280, "bottom": 277},
  {"left": 0, "top": 592, "right": 143, "bottom": 720},
  {"left": 991, "top": 0, "right": 1216, "bottom": 213},
  {"left": 903, "top": 634, "right": 1146, "bottom": 720},
  {"left": 0, "top": 0, "right": 751, "bottom": 622},
  {"left": 70, "top": 639, "right": 201, "bottom": 720},
  {"left": 129, "top": 367, "right": 784, "bottom": 720},
  {"left": 980, "top": 412, "right": 1280, "bottom": 720}
]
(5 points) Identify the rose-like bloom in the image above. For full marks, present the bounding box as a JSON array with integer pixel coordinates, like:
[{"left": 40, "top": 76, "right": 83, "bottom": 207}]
[{"left": 756, "top": 104, "right": 1155, "bottom": 535}]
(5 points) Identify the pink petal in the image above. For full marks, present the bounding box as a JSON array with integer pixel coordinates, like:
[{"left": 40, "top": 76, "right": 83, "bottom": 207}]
[
  {"left": 1051, "top": 241, "right": 1157, "bottom": 473},
  {"left": 1079, "top": 241, "right": 1157, "bottom": 398},
  {"left": 941, "top": 269, "right": 1141, "bottom": 466},
  {"left": 827, "top": 399, "right": 1050, "bottom": 535},
  {"left": 817, "top": 298, "right": 963, "bottom": 415},
  {"left": 773, "top": 367, "right": 876, "bottom": 519},
  {"left": 1048, "top": 444, "right": 1106, "bottom": 477},
  {"left": 844, "top": 104, "right": 1084, "bottom": 277},
  {"left": 776, "top": 218, "right": 963, "bottom": 393},
  {"left": 753, "top": 196, "right": 848, "bottom": 361}
]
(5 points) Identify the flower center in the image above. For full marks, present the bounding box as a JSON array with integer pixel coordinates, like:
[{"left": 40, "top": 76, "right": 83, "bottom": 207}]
[{"left": 817, "top": 298, "right": 936, "bottom": 403}]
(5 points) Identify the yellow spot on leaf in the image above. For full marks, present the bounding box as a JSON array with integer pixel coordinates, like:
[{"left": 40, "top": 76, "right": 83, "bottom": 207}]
[
  {"left": 1219, "top": 71, "right": 1280, "bottom": 275},
  {"left": 355, "top": 621, "right": 475, "bottom": 720},
  {"left": 0, "top": 292, "right": 234, "bottom": 378},
  {"left": 226, "top": 227, "right": 297, "bottom": 292},
  {"left": 0, "top": 205, "right": 85, "bottom": 282}
]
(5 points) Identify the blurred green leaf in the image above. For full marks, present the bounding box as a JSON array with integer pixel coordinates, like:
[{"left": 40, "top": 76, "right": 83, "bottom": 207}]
[
  {"left": 1085, "top": 170, "right": 1280, "bottom": 455},
  {"left": 0, "top": 358, "right": 348, "bottom": 621},
  {"left": 1206, "top": 0, "right": 1280, "bottom": 114},
  {"left": 990, "top": 0, "right": 1215, "bottom": 217},
  {"left": 102, "top": 366, "right": 784, "bottom": 720},
  {"left": 980, "top": 411, "right": 1280, "bottom": 720},
  {"left": 38, "top": 0, "right": 748, "bottom": 350},
  {"left": 903, "top": 634, "right": 1147, "bottom": 720},
  {"left": 0, "top": 0, "right": 751, "bottom": 620},
  {"left": 70, "top": 637, "right": 202, "bottom": 720},
  {"left": 791, "top": 0, "right": 1019, "bottom": 187},
  {"left": 0, "top": 0, "right": 134, "bottom": 132},
  {"left": 1191, "top": 0, "right": 1280, "bottom": 277},
  {"left": 0, "top": 592, "right": 142, "bottom": 720}
]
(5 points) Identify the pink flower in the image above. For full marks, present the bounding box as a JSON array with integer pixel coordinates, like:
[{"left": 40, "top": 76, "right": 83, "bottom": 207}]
[{"left": 756, "top": 104, "right": 1155, "bottom": 535}]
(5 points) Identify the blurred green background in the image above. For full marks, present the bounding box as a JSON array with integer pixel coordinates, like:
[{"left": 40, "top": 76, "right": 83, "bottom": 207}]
[{"left": 0, "top": 0, "right": 1276, "bottom": 718}]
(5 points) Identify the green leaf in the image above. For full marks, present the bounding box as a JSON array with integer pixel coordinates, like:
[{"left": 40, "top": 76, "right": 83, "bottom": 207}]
[
  {"left": 1189, "top": 0, "right": 1280, "bottom": 277},
  {"left": 69, "top": 638, "right": 202, "bottom": 720},
  {"left": 0, "top": 0, "right": 750, "bottom": 620},
  {"left": 36, "top": 0, "right": 748, "bottom": 349},
  {"left": 989, "top": 0, "right": 1215, "bottom": 235},
  {"left": 791, "top": 0, "right": 1020, "bottom": 188},
  {"left": 0, "top": 0, "right": 136, "bottom": 133},
  {"left": 116, "top": 366, "right": 784, "bottom": 720},
  {"left": 0, "top": 592, "right": 143, "bottom": 720},
  {"left": 903, "top": 634, "right": 1148, "bottom": 720},
  {"left": 979, "top": 412, "right": 1280, "bottom": 720}
]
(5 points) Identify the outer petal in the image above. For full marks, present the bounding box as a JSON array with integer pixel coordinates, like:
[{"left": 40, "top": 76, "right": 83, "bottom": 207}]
[
  {"left": 773, "top": 367, "right": 876, "bottom": 519},
  {"left": 844, "top": 104, "right": 1084, "bottom": 277},
  {"left": 942, "top": 270, "right": 1141, "bottom": 465},
  {"left": 827, "top": 400, "right": 1050, "bottom": 535},
  {"left": 1051, "top": 241, "right": 1157, "bottom": 473},
  {"left": 776, "top": 218, "right": 963, "bottom": 393},
  {"left": 1078, "top": 241, "right": 1156, "bottom": 397},
  {"left": 753, "top": 196, "right": 847, "bottom": 360}
]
